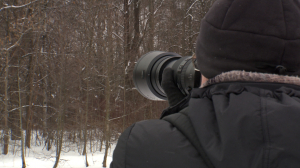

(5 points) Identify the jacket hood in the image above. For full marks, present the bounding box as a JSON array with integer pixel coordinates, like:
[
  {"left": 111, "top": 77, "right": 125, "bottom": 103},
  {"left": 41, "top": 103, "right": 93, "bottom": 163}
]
[{"left": 196, "top": 0, "right": 300, "bottom": 78}]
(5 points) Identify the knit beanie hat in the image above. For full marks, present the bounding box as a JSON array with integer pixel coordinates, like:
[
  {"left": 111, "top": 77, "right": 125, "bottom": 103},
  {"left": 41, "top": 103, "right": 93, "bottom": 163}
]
[{"left": 196, "top": 0, "right": 300, "bottom": 79}]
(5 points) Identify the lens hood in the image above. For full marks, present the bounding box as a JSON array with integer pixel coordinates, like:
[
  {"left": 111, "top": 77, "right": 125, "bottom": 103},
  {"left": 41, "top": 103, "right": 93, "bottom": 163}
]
[{"left": 133, "top": 51, "right": 181, "bottom": 100}]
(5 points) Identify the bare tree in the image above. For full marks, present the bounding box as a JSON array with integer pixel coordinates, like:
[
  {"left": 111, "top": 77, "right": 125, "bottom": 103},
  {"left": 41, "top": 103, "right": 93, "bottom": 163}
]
[{"left": 0, "top": 0, "right": 216, "bottom": 162}]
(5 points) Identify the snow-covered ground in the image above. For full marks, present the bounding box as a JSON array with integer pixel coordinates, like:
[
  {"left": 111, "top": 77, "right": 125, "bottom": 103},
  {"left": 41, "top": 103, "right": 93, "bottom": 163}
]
[{"left": 0, "top": 139, "right": 115, "bottom": 168}]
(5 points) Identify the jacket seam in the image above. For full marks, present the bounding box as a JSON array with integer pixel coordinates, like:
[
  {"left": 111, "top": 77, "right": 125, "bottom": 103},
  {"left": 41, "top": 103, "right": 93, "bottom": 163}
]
[
  {"left": 259, "top": 90, "right": 265, "bottom": 168},
  {"left": 260, "top": 90, "right": 271, "bottom": 168},
  {"left": 265, "top": 95, "right": 271, "bottom": 168}
]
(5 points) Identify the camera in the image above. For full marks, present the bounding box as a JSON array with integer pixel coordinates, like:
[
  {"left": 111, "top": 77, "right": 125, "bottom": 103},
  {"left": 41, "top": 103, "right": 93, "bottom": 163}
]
[{"left": 133, "top": 51, "right": 201, "bottom": 100}]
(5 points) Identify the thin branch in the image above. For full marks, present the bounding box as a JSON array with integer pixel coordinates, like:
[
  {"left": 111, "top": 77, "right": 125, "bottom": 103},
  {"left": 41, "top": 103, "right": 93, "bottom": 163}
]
[
  {"left": 109, "top": 103, "right": 149, "bottom": 121},
  {"left": 33, "top": 75, "right": 48, "bottom": 85},
  {"left": 1, "top": 28, "right": 33, "bottom": 51},
  {"left": 112, "top": 32, "right": 124, "bottom": 42},
  {"left": 184, "top": 14, "right": 194, "bottom": 20},
  {"left": 0, "top": 0, "right": 39, "bottom": 11},
  {"left": 186, "top": 0, "right": 199, "bottom": 14},
  {"left": 21, "top": 52, "right": 34, "bottom": 58},
  {"left": 8, "top": 104, "right": 57, "bottom": 113},
  {"left": 154, "top": 0, "right": 165, "bottom": 15}
]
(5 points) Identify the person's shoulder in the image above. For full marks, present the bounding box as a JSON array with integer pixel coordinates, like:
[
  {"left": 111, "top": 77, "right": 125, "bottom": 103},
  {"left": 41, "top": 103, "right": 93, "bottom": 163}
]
[
  {"left": 119, "top": 119, "right": 182, "bottom": 147},
  {"left": 134, "top": 119, "right": 177, "bottom": 134},
  {"left": 111, "top": 119, "right": 205, "bottom": 168}
]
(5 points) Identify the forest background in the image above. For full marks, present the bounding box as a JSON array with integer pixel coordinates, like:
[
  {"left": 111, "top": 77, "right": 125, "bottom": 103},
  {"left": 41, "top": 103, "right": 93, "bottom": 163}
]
[{"left": 0, "top": 0, "right": 215, "bottom": 167}]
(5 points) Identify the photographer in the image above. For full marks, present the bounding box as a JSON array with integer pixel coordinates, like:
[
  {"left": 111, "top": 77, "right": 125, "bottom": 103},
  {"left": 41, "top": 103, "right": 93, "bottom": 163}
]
[{"left": 111, "top": 0, "right": 300, "bottom": 167}]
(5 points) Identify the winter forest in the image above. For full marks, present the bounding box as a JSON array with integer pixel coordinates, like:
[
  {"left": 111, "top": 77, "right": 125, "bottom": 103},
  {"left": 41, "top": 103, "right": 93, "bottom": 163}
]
[{"left": 0, "top": 0, "right": 215, "bottom": 167}]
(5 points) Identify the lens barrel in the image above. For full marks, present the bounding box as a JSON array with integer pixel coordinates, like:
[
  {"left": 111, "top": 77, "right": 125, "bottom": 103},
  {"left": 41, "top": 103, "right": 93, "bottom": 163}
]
[{"left": 133, "top": 51, "right": 201, "bottom": 101}]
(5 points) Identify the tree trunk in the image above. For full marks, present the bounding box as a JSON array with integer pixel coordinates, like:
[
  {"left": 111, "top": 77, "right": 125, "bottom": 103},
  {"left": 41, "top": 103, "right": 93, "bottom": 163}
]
[
  {"left": 42, "top": 5, "right": 48, "bottom": 139},
  {"left": 103, "top": 3, "right": 113, "bottom": 166},
  {"left": 3, "top": 50, "right": 9, "bottom": 155},
  {"left": 3, "top": 5, "right": 11, "bottom": 155},
  {"left": 102, "top": 73, "right": 111, "bottom": 167},
  {"left": 187, "top": 0, "right": 193, "bottom": 56},
  {"left": 52, "top": 125, "right": 63, "bottom": 168},
  {"left": 132, "top": 0, "right": 140, "bottom": 52},
  {"left": 148, "top": 0, "right": 154, "bottom": 51},
  {"left": 123, "top": 0, "right": 130, "bottom": 131},
  {"left": 53, "top": 21, "right": 65, "bottom": 168},
  {"left": 83, "top": 53, "right": 90, "bottom": 167},
  {"left": 25, "top": 54, "right": 34, "bottom": 148},
  {"left": 18, "top": 57, "right": 26, "bottom": 168},
  {"left": 52, "top": 61, "right": 64, "bottom": 168},
  {"left": 42, "top": 78, "right": 48, "bottom": 138}
]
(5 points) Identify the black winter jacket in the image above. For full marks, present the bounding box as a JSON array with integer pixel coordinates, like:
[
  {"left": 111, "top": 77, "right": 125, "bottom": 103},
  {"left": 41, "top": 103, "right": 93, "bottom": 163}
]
[{"left": 110, "top": 82, "right": 300, "bottom": 168}]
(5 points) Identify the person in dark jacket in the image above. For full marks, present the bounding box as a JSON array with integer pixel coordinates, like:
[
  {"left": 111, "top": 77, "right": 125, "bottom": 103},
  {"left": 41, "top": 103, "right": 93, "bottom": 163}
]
[{"left": 111, "top": 0, "right": 300, "bottom": 167}]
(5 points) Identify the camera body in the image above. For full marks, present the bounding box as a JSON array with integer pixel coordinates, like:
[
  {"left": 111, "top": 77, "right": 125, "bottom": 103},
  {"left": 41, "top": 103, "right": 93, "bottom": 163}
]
[{"left": 133, "top": 51, "right": 201, "bottom": 100}]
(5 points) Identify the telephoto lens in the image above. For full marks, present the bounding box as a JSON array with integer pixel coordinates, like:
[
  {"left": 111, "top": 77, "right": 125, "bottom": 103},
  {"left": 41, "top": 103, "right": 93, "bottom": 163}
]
[{"left": 133, "top": 51, "right": 201, "bottom": 101}]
